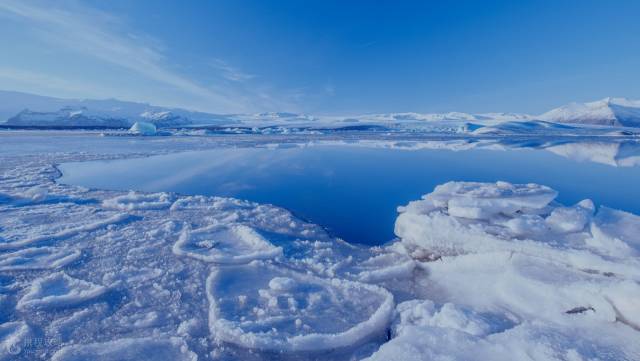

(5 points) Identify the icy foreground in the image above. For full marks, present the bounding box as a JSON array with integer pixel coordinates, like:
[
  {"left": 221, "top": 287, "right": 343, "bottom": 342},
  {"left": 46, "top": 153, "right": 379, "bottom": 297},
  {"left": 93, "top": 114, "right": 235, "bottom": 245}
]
[
  {"left": 1, "top": 147, "right": 639, "bottom": 360},
  {"left": 376, "top": 181, "right": 640, "bottom": 361}
]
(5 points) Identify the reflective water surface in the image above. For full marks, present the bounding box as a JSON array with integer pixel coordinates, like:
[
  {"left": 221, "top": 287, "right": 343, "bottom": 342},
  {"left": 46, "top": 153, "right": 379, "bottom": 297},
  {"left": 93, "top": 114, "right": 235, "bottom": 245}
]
[{"left": 59, "top": 140, "right": 640, "bottom": 245}]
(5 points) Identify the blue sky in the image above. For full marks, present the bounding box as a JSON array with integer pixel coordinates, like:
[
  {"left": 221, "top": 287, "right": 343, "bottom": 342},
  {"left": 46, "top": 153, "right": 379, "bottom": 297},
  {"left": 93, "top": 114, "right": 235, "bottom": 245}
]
[{"left": 1, "top": 0, "right": 639, "bottom": 115}]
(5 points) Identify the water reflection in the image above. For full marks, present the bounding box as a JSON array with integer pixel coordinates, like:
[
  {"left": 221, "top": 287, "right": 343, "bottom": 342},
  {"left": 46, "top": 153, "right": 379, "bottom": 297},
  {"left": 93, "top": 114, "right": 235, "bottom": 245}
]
[{"left": 58, "top": 139, "right": 640, "bottom": 245}]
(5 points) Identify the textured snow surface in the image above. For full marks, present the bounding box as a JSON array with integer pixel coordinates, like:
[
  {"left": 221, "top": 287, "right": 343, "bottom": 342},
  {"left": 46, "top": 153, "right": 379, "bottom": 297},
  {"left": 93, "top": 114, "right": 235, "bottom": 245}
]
[
  {"left": 0, "top": 133, "right": 639, "bottom": 360},
  {"left": 383, "top": 181, "right": 640, "bottom": 361},
  {"left": 206, "top": 261, "right": 393, "bottom": 351}
]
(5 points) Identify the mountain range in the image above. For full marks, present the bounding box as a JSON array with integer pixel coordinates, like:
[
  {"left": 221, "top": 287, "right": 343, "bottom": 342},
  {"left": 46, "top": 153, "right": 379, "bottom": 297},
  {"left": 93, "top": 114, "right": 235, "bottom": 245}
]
[{"left": 1, "top": 90, "right": 640, "bottom": 128}]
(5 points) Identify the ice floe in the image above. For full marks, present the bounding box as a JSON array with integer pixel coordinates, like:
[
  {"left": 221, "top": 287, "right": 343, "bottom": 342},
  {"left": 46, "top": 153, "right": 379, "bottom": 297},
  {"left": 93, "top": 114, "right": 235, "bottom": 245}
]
[
  {"left": 17, "top": 272, "right": 107, "bottom": 311},
  {"left": 206, "top": 261, "right": 394, "bottom": 351},
  {"left": 173, "top": 223, "right": 282, "bottom": 264}
]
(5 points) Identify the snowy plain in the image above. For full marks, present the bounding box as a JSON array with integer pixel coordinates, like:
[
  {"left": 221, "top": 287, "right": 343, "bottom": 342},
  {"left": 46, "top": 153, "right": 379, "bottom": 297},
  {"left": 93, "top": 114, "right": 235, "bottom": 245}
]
[{"left": 0, "top": 130, "right": 639, "bottom": 360}]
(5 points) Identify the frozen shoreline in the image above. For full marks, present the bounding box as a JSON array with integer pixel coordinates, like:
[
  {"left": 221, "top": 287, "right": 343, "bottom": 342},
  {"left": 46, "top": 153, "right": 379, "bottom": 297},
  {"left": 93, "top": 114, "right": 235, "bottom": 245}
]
[{"left": 1, "top": 132, "right": 639, "bottom": 360}]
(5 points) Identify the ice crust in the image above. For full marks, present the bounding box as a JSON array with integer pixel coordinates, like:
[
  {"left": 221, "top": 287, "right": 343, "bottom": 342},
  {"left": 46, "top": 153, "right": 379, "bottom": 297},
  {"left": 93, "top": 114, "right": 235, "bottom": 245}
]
[{"left": 0, "top": 135, "right": 639, "bottom": 360}]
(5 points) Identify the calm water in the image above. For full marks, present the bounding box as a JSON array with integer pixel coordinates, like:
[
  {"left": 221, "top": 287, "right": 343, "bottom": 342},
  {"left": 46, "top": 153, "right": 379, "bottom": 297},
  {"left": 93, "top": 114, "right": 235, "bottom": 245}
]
[{"left": 59, "top": 143, "right": 640, "bottom": 245}]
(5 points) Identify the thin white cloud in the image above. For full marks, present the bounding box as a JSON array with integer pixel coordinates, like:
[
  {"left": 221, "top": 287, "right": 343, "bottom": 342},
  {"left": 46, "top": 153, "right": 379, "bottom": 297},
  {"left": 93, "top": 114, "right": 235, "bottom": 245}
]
[
  {"left": 0, "top": 0, "right": 249, "bottom": 112},
  {"left": 210, "top": 59, "right": 256, "bottom": 82}
]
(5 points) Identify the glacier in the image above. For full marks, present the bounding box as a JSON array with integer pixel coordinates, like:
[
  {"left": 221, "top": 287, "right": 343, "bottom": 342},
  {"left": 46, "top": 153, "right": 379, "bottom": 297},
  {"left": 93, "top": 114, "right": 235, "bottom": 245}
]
[{"left": 0, "top": 131, "right": 639, "bottom": 360}]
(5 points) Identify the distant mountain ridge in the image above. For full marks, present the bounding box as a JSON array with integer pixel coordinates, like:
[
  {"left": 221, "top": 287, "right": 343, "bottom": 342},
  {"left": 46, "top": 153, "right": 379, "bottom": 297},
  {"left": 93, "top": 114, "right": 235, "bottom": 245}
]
[
  {"left": 0, "top": 90, "right": 229, "bottom": 128},
  {"left": 540, "top": 97, "right": 640, "bottom": 127},
  {"left": 2, "top": 90, "right": 640, "bottom": 128}
]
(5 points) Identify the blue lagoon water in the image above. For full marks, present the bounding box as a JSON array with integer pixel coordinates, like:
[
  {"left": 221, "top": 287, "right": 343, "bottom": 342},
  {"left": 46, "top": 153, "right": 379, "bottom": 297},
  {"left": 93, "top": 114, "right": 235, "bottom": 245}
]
[{"left": 58, "top": 142, "right": 640, "bottom": 245}]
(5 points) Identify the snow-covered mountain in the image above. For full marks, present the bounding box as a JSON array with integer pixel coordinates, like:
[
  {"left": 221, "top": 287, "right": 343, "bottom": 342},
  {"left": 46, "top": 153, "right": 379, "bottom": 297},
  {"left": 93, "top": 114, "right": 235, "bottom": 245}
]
[
  {"left": 0, "top": 90, "right": 228, "bottom": 128},
  {"left": 3, "top": 90, "right": 640, "bottom": 129},
  {"left": 540, "top": 97, "right": 640, "bottom": 127}
]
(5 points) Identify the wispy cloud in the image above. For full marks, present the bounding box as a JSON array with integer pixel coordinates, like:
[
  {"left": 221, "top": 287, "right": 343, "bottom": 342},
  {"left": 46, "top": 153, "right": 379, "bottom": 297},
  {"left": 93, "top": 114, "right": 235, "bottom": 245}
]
[
  {"left": 0, "top": 0, "right": 262, "bottom": 112},
  {"left": 210, "top": 59, "right": 256, "bottom": 82}
]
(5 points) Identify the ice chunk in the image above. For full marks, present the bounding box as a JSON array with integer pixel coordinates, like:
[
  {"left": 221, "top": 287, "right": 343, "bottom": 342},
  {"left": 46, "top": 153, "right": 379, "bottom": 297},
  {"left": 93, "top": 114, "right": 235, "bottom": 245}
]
[
  {"left": 173, "top": 224, "right": 282, "bottom": 264},
  {"left": 102, "top": 191, "right": 173, "bottom": 211},
  {"left": 545, "top": 200, "right": 594, "bottom": 233},
  {"left": 430, "top": 181, "right": 557, "bottom": 220},
  {"left": 206, "top": 261, "right": 394, "bottom": 351},
  {"left": 351, "top": 251, "right": 416, "bottom": 283},
  {"left": 0, "top": 247, "right": 81, "bottom": 271},
  {"left": 51, "top": 337, "right": 197, "bottom": 361},
  {"left": 382, "top": 181, "right": 640, "bottom": 361},
  {"left": 17, "top": 272, "right": 107, "bottom": 310},
  {"left": 128, "top": 121, "right": 157, "bottom": 136}
]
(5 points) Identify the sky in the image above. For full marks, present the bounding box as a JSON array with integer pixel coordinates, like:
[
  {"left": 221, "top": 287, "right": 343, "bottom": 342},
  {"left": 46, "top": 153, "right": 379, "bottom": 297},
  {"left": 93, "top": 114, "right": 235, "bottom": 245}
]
[{"left": 1, "top": 0, "right": 640, "bottom": 115}]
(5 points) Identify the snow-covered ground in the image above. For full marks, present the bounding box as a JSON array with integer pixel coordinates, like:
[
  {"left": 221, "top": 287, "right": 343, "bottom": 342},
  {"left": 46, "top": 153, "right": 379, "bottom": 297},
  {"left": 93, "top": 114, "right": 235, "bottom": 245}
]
[{"left": 1, "top": 131, "right": 639, "bottom": 360}]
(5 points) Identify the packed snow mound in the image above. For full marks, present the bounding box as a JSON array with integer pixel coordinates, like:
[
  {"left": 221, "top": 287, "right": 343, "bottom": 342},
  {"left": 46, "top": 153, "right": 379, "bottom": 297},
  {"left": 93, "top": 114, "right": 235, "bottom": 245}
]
[
  {"left": 173, "top": 224, "right": 283, "bottom": 264},
  {"left": 17, "top": 272, "right": 108, "bottom": 310},
  {"left": 51, "top": 337, "right": 198, "bottom": 361},
  {"left": 540, "top": 97, "right": 640, "bottom": 127},
  {"left": 379, "top": 181, "right": 640, "bottom": 360},
  {"left": 206, "top": 261, "right": 394, "bottom": 351},
  {"left": 128, "top": 121, "right": 157, "bottom": 135}
]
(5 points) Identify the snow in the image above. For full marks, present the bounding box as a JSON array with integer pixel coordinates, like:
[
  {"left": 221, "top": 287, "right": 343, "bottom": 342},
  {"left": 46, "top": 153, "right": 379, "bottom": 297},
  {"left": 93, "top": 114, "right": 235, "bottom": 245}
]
[
  {"left": 172, "top": 224, "right": 283, "bottom": 264},
  {"left": 128, "top": 121, "right": 157, "bottom": 135},
  {"left": 0, "top": 247, "right": 81, "bottom": 271},
  {"left": 1, "top": 131, "right": 639, "bottom": 360},
  {"left": 102, "top": 191, "right": 172, "bottom": 210},
  {"left": 382, "top": 180, "right": 640, "bottom": 360},
  {"left": 540, "top": 97, "right": 640, "bottom": 127},
  {"left": 206, "top": 261, "right": 394, "bottom": 351},
  {"left": 17, "top": 272, "right": 108, "bottom": 310},
  {"left": 6, "top": 90, "right": 640, "bottom": 131},
  {"left": 51, "top": 337, "right": 198, "bottom": 361},
  {"left": 0, "top": 321, "right": 30, "bottom": 360}
]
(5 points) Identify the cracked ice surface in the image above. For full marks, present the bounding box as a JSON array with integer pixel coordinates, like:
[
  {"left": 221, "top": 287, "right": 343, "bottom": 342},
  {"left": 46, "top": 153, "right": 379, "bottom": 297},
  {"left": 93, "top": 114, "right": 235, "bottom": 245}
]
[{"left": 0, "top": 132, "right": 639, "bottom": 360}]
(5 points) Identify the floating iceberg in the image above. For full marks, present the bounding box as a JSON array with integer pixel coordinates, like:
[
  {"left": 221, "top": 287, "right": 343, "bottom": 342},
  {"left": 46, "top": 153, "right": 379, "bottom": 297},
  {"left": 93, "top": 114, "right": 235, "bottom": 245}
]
[{"left": 128, "top": 121, "right": 157, "bottom": 135}]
